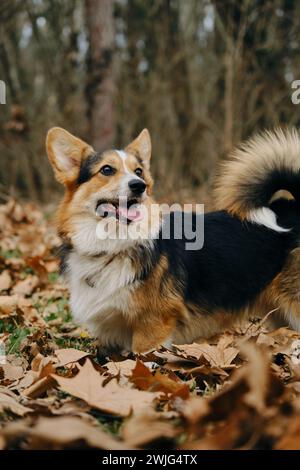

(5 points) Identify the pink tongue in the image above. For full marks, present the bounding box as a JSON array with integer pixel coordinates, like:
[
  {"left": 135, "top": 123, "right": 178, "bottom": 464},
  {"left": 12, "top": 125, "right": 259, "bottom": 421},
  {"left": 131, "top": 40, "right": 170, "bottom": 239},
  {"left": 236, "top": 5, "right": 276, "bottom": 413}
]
[{"left": 118, "top": 205, "right": 141, "bottom": 221}]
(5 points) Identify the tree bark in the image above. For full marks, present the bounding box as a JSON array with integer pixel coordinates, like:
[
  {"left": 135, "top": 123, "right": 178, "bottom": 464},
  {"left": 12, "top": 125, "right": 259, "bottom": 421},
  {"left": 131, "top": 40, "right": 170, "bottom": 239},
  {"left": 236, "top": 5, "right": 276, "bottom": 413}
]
[{"left": 85, "top": 0, "right": 116, "bottom": 151}]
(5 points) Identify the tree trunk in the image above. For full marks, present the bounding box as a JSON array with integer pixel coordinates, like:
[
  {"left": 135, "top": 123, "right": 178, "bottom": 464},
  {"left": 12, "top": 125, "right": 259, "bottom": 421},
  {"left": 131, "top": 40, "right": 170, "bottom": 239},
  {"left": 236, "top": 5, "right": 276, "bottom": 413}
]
[{"left": 85, "top": 0, "right": 116, "bottom": 151}]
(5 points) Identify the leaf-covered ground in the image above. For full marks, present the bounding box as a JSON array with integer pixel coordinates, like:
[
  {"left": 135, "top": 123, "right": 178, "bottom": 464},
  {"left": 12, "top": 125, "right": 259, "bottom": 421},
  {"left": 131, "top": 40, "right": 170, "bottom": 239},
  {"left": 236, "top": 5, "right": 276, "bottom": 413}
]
[{"left": 1, "top": 199, "right": 300, "bottom": 450}]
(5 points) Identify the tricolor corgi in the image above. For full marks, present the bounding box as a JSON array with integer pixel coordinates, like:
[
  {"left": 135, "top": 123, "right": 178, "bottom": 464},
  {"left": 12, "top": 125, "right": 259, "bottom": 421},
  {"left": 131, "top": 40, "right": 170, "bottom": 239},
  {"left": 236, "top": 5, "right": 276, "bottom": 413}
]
[{"left": 46, "top": 127, "right": 300, "bottom": 354}]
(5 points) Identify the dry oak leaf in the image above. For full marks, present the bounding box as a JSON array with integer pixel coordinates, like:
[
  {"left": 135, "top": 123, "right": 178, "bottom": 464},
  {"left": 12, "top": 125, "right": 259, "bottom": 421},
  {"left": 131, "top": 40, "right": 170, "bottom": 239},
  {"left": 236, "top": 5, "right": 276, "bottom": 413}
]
[
  {"left": 1, "top": 363, "right": 24, "bottom": 382},
  {"left": 155, "top": 351, "right": 228, "bottom": 378},
  {"left": 175, "top": 336, "right": 239, "bottom": 368},
  {"left": 22, "top": 355, "right": 57, "bottom": 398},
  {"left": 0, "top": 355, "right": 26, "bottom": 383},
  {"left": 12, "top": 275, "right": 39, "bottom": 296},
  {"left": 44, "top": 259, "right": 59, "bottom": 273},
  {"left": 237, "top": 341, "right": 275, "bottom": 413},
  {"left": 181, "top": 410, "right": 251, "bottom": 450},
  {"left": 52, "top": 358, "right": 159, "bottom": 416},
  {"left": 270, "top": 327, "right": 300, "bottom": 349},
  {"left": 122, "top": 412, "right": 178, "bottom": 447},
  {"left": 22, "top": 376, "right": 57, "bottom": 399},
  {"left": 181, "top": 342, "right": 284, "bottom": 434},
  {"left": 200, "top": 343, "right": 271, "bottom": 421},
  {"left": 104, "top": 359, "right": 137, "bottom": 377},
  {"left": 130, "top": 359, "right": 190, "bottom": 399},
  {"left": 276, "top": 416, "right": 300, "bottom": 450},
  {"left": 0, "top": 295, "right": 19, "bottom": 315},
  {"left": 180, "top": 395, "right": 210, "bottom": 429},
  {"left": 0, "top": 270, "right": 12, "bottom": 291},
  {"left": 256, "top": 332, "right": 276, "bottom": 348},
  {"left": 49, "top": 400, "right": 96, "bottom": 421},
  {"left": 1, "top": 416, "right": 127, "bottom": 450},
  {"left": 24, "top": 256, "right": 49, "bottom": 283},
  {"left": 55, "top": 348, "right": 90, "bottom": 367},
  {"left": 0, "top": 388, "right": 32, "bottom": 416},
  {"left": 16, "top": 298, "right": 38, "bottom": 321},
  {"left": 17, "top": 370, "right": 37, "bottom": 391},
  {"left": 10, "top": 202, "right": 26, "bottom": 222},
  {"left": 179, "top": 345, "right": 282, "bottom": 450}
]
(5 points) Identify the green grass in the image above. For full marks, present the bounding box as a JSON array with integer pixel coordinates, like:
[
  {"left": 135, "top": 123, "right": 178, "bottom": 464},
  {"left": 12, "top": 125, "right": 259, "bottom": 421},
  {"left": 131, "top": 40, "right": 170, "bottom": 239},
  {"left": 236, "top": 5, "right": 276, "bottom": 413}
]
[
  {"left": 42, "top": 296, "right": 72, "bottom": 324},
  {"left": 20, "top": 267, "right": 35, "bottom": 277},
  {"left": 91, "top": 411, "right": 123, "bottom": 437},
  {"left": 54, "top": 335, "right": 95, "bottom": 353},
  {"left": 48, "top": 272, "right": 59, "bottom": 283},
  {"left": 0, "top": 249, "right": 22, "bottom": 259},
  {"left": 6, "top": 327, "right": 31, "bottom": 354},
  {"left": 0, "top": 318, "right": 19, "bottom": 335}
]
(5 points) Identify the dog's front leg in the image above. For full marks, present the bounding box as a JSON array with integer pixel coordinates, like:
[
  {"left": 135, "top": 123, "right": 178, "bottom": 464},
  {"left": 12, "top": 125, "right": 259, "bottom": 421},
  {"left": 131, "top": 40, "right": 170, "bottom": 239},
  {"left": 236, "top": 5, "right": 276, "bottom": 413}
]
[{"left": 131, "top": 313, "right": 176, "bottom": 354}]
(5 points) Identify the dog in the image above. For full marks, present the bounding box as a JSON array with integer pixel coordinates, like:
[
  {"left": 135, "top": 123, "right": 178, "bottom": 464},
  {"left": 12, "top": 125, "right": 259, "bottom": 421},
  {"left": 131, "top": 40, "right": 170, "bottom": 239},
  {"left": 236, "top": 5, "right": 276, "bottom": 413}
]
[{"left": 46, "top": 126, "right": 300, "bottom": 353}]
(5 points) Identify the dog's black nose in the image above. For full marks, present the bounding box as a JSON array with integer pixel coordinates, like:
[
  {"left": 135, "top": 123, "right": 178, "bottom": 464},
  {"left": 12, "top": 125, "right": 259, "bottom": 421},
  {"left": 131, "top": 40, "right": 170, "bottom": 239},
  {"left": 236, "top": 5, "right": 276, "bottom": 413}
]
[{"left": 128, "top": 179, "right": 146, "bottom": 194}]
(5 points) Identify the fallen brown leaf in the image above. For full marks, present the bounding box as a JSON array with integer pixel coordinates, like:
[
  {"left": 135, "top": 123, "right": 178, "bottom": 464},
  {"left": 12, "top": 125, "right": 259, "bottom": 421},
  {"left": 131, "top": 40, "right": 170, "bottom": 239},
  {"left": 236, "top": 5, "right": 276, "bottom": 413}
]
[
  {"left": 130, "top": 359, "right": 190, "bottom": 399},
  {"left": 12, "top": 275, "right": 39, "bottom": 296},
  {"left": 0, "top": 295, "right": 19, "bottom": 315},
  {"left": 52, "top": 358, "right": 159, "bottom": 416},
  {"left": 276, "top": 416, "right": 300, "bottom": 450},
  {"left": 122, "top": 412, "right": 178, "bottom": 447},
  {"left": 0, "top": 270, "right": 12, "bottom": 291},
  {"left": 175, "top": 336, "right": 239, "bottom": 369},
  {"left": 104, "top": 359, "right": 137, "bottom": 376},
  {"left": 0, "top": 388, "right": 32, "bottom": 416},
  {"left": 1, "top": 363, "right": 24, "bottom": 382},
  {"left": 23, "top": 375, "right": 57, "bottom": 399},
  {"left": 55, "top": 348, "right": 90, "bottom": 366},
  {"left": 1, "top": 416, "right": 128, "bottom": 450},
  {"left": 180, "top": 343, "right": 286, "bottom": 449}
]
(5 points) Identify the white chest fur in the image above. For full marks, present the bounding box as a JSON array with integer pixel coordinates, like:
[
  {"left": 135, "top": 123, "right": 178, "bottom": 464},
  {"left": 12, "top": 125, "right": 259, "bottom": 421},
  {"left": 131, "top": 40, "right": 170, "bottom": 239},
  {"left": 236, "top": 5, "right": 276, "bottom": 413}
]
[{"left": 66, "top": 251, "right": 138, "bottom": 348}]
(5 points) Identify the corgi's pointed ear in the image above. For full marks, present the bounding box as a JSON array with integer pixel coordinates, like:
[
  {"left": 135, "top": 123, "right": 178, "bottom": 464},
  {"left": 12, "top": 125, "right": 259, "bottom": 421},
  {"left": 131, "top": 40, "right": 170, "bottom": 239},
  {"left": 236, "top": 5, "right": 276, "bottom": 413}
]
[
  {"left": 46, "top": 127, "right": 94, "bottom": 185},
  {"left": 125, "top": 129, "right": 151, "bottom": 169}
]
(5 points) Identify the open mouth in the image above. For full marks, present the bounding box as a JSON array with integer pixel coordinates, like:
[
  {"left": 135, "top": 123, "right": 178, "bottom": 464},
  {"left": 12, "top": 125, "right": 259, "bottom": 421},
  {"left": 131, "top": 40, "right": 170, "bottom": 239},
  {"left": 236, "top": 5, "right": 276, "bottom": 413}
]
[{"left": 95, "top": 199, "right": 142, "bottom": 224}]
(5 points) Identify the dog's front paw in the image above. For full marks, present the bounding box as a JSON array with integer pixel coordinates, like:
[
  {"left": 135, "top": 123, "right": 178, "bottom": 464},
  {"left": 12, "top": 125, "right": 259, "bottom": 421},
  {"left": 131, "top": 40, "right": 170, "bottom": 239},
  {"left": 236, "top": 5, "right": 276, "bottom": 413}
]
[{"left": 96, "top": 345, "right": 134, "bottom": 362}]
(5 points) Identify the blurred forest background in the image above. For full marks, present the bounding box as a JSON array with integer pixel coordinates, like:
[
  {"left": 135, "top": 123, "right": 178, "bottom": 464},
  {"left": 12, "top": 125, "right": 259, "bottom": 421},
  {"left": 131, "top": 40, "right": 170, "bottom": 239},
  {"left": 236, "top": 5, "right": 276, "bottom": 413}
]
[{"left": 1, "top": 0, "right": 300, "bottom": 202}]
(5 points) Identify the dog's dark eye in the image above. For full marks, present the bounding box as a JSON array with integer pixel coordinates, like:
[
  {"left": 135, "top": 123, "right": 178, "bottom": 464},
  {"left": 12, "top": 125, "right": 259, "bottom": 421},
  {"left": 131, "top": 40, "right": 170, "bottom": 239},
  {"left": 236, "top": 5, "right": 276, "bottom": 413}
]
[
  {"left": 100, "top": 165, "right": 116, "bottom": 176},
  {"left": 135, "top": 168, "right": 143, "bottom": 177}
]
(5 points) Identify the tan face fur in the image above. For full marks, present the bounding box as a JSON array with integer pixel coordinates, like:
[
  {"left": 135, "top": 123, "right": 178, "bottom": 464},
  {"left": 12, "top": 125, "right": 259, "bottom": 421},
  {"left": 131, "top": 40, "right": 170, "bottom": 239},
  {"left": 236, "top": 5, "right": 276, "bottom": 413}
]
[{"left": 46, "top": 128, "right": 160, "bottom": 255}]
